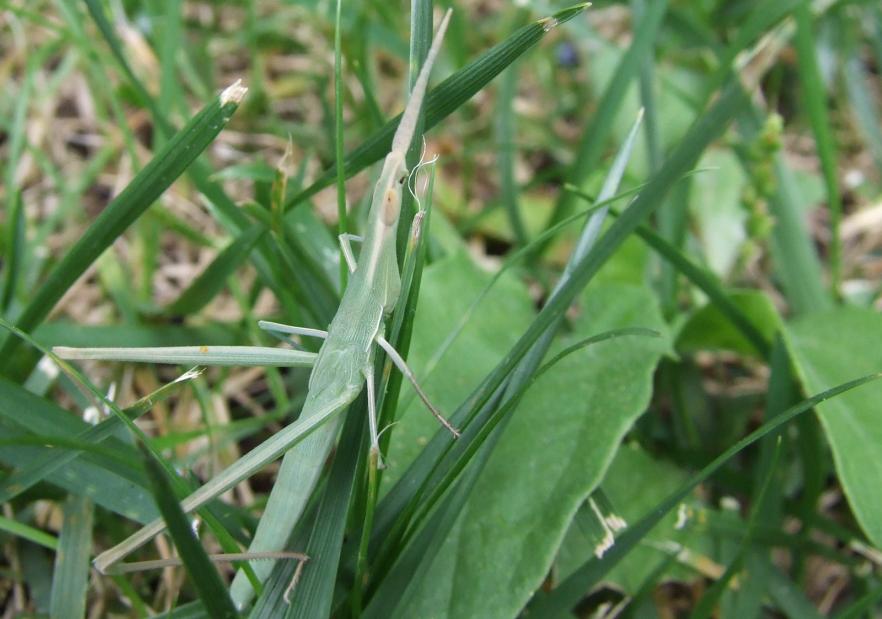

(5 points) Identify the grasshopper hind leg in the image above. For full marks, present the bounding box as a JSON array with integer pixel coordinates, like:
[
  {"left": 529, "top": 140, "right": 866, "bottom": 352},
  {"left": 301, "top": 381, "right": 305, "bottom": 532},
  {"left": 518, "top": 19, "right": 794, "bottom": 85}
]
[{"left": 376, "top": 335, "right": 460, "bottom": 438}]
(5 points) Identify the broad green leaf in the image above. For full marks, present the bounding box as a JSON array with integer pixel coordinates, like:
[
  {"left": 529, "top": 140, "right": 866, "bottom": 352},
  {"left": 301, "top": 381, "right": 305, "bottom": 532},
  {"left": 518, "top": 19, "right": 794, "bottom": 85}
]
[
  {"left": 529, "top": 373, "right": 882, "bottom": 617},
  {"left": 556, "top": 446, "right": 703, "bottom": 593},
  {"left": 784, "top": 307, "right": 882, "bottom": 548},
  {"left": 678, "top": 290, "right": 780, "bottom": 357},
  {"left": 382, "top": 250, "right": 535, "bottom": 487},
  {"left": 690, "top": 149, "right": 747, "bottom": 278},
  {"left": 590, "top": 236, "right": 649, "bottom": 288},
  {"left": 398, "top": 282, "right": 669, "bottom": 618}
]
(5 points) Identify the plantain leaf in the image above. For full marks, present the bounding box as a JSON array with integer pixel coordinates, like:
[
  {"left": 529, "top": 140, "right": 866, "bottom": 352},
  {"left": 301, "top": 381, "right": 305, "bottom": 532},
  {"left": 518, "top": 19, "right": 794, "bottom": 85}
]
[
  {"left": 393, "top": 282, "right": 669, "bottom": 618},
  {"left": 784, "top": 308, "right": 882, "bottom": 548},
  {"left": 528, "top": 372, "right": 882, "bottom": 616}
]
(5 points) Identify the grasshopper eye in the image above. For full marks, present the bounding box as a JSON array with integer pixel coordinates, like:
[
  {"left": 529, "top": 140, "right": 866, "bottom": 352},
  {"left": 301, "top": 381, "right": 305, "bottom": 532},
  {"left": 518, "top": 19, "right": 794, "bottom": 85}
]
[{"left": 398, "top": 175, "right": 407, "bottom": 185}]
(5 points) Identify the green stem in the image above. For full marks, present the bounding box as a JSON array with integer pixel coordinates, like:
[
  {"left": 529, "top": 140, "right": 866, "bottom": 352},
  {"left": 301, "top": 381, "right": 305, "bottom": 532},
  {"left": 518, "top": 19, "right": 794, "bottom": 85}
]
[
  {"left": 352, "top": 447, "right": 381, "bottom": 617},
  {"left": 794, "top": 1, "right": 842, "bottom": 298},
  {"left": 335, "top": 0, "right": 349, "bottom": 289}
]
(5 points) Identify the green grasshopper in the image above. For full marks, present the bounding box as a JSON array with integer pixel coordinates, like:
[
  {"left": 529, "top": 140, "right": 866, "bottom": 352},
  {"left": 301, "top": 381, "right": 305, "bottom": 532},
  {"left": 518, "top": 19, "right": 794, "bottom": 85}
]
[{"left": 54, "top": 10, "right": 456, "bottom": 605}]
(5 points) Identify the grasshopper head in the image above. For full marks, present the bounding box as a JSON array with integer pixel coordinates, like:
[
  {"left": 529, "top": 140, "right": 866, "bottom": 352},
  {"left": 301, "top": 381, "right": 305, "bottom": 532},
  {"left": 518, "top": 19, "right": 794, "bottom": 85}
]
[{"left": 378, "top": 152, "right": 407, "bottom": 226}]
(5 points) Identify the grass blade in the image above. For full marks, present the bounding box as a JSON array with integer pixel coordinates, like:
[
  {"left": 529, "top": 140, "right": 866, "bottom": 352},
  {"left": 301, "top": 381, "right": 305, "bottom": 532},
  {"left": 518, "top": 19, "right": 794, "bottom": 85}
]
[
  {"left": 539, "top": 0, "right": 667, "bottom": 253},
  {"left": 759, "top": 556, "right": 825, "bottom": 619},
  {"left": 843, "top": 52, "right": 882, "bottom": 176},
  {"left": 396, "top": 0, "right": 435, "bottom": 251},
  {"left": 363, "top": 112, "right": 645, "bottom": 613},
  {"left": 496, "top": 50, "right": 527, "bottom": 246},
  {"left": 334, "top": 0, "right": 348, "bottom": 288},
  {"left": 283, "top": 398, "right": 364, "bottom": 618},
  {"left": 137, "top": 443, "right": 239, "bottom": 619},
  {"left": 0, "top": 368, "right": 199, "bottom": 504},
  {"left": 705, "top": 0, "right": 802, "bottom": 98},
  {"left": 835, "top": 584, "right": 882, "bottom": 619},
  {"left": 163, "top": 226, "right": 267, "bottom": 316},
  {"left": 793, "top": 3, "right": 843, "bottom": 295},
  {"left": 0, "top": 514, "right": 57, "bottom": 551},
  {"left": 0, "top": 427, "right": 157, "bottom": 525},
  {"left": 49, "top": 494, "right": 94, "bottom": 619},
  {"left": 81, "top": 0, "right": 161, "bottom": 125},
  {"left": 689, "top": 440, "right": 782, "bottom": 619},
  {"left": 633, "top": 0, "right": 662, "bottom": 173},
  {"left": 371, "top": 82, "right": 747, "bottom": 569},
  {"left": 284, "top": 3, "right": 591, "bottom": 210},
  {"left": 0, "top": 83, "right": 247, "bottom": 368},
  {"left": 0, "top": 47, "right": 44, "bottom": 311},
  {"left": 566, "top": 186, "right": 771, "bottom": 357}
]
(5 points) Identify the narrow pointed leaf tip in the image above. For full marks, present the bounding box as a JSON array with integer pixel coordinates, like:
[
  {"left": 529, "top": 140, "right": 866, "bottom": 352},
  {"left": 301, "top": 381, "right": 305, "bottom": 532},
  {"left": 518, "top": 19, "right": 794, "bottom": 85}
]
[
  {"left": 540, "top": 2, "right": 591, "bottom": 31},
  {"left": 220, "top": 79, "right": 248, "bottom": 105}
]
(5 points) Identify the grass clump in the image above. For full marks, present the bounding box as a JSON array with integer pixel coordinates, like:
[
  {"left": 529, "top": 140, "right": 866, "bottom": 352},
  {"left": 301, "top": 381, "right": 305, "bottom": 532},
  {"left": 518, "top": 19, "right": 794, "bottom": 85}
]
[{"left": 2, "top": 1, "right": 882, "bottom": 617}]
